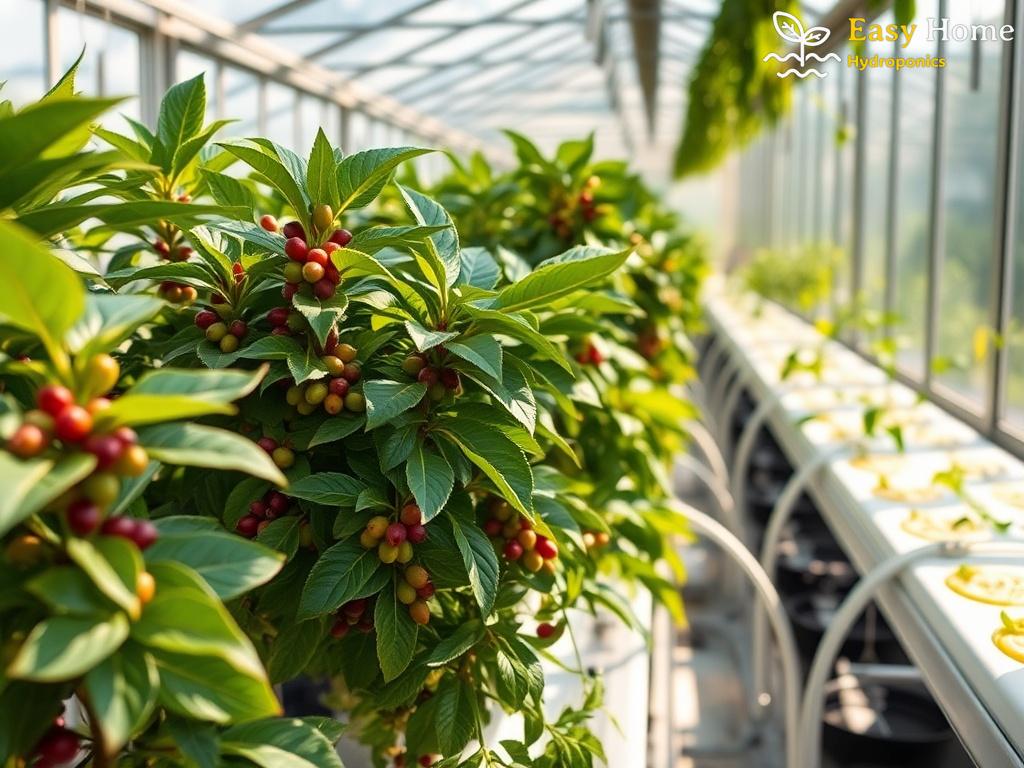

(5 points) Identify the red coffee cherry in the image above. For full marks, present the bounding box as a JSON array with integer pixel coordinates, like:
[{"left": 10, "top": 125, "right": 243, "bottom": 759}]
[
  {"left": 483, "top": 518, "right": 503, "bottom": 537},
  {"left": 314, "top": 279, "right": 336, "bottom": 300},
  {"left": 406, "top": 524, "right": 428, "bottom": 544},
  {"left": 282, "top": 221, "right": 307, "bottom": 241},
  {"left": 236, "top": 515, "right": 260, "bottom": 538},
  {"left": 83, "top": 434, "right": 125, "bottom": 470},
  {"left": 7, "top": 424, "right": 47, "bottom": 459},
  {"left": 132, "top": 519, "right": 159, "bottom": 550},
  {"left": 328, "top": 378, "right": 350, "bottom": 397},
  {"left": 385, "top": 523, "right": 407, "bottom": 547},
  {"left": 267, "top": 491, "right": 290, "bottom": 516},
  {"left": 229, "top": 320, "right": 248, "bottom": 339},
  {"left": 285, "top": 237, "right": 309, "bottom": 262},
  {"left": 306, "top": 248, "right": 329, "bottom": 267},
  {"left": 54, "top": 406, "right": 93, "bottom": 443},
  {"left": 195, "top": 309, "right": 218, "bottom": 329},
  {"left": 34, "top": 726, "right": 80, "bottom": 764},
  {"left": 400, "top": 504, "right": 422, "bottom": 526},
  {"left": 267, "top": 307, "right": 290, "bottom": 327},
  {"left": 535, "top": 536, "right": 558, "bottom": 560},
  {"left": 66, "top": 499, "right": 102, "bottom": 536},
  {"left": 329, "top": 229, "right": 353, "bottom": 247},
  {"left": 257, "top": 437, "right": 278, "bottom": 454},
  {"left": 259, "top": 214, "right": 279, "bottom": 232},
  {"left": 503, "top": 539, "right": 524, "bottom": 561},
  {"left": 37, "top": 385, "right": 74, "bottom": 417},
  {"left": 417, "top": 367, "right": 438, "bottom": 385},
  {"left": 537, "top": 622, "right": 556, "bottom": 639}
]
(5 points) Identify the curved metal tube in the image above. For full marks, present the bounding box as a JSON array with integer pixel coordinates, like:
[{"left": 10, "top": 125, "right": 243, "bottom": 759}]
[
  {"left": 750, "top": 444, "right": 857, "bottom": 718},
  {"left": 673, "top": 501, "right": 801, "bottom": 768},
  {"left": 797, "top": 541, "right": 1024, "bottom": 768},
  {"left": 717, "top": 370, "right": 750, "bottom": 460}
]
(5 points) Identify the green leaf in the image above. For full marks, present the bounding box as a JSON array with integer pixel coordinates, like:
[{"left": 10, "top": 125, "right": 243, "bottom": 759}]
[
  {"left": 122, "top": 366, "right": 263, "bottom": 404},
  {"left": 154, "top": 650, "right": 281, "bottom": 724},
  {"left": 218, "top": 140, "right": 309, "bottom": 220},
  {"left": 214, "top": 219, "right": 287, "bottom": 253},
  {"left": 0, "top": 97, "right": 122, "bottom": 174},
  {"left": 446, "top": 334, "right": 502, "bottom": 381},
  {"left": 66, "top": 536, "right": 142, "bottom": 618},
  {"left": 222, "top": 717, "right": 343, "bottom": 768},
  {"left": 137, "top": 423, "right": 287, "bottom": 485},
  {"left": 26, "top": 566, "right": 115, "bottom": 616},
  {"left": 295, "top": 414, "right": 365, "bottom": 450},
  {"left": 173, "top": 120, "right": 232, "bottom": 177},
  {"left": 298, "top": 539, "right": 383, "bottom": 619},
  {"left": 65, "top": 293, "right": 165, "bottom": 358},
  {"left": 7, "top": 613, "right": 129, "bottom": 681},
  {"left": 363, "top": 380, "right": 427, "bottom": 430},
  {"left": 83, "top": 644, "right": 159, "bottom": 754},
  {"left": 292, "top": 291, "right": 349, "bottom": 348},
  {"left": 349, "top": 225, "right": 449, "bottom": 255},
  {"left": 375, "top": 585, "right": 418, "bottom": 682},
  {"left": 406, "top": 439, "right": 454, "bottom": 522},
  {"left": 336, "top": 147, "right": 431, "bottom": 212},
  {"left": 434, "top": 678, "right": 477, "bottom": 756},
  {"left": 157, "top": 74, "right": 206, "bottom": 165},
  {"left": 495, "top": 245, "right": 632, "bottom": 313},
  {"left": 405, "top": 320, "right": 458, "bottom": 352},
  {"left": 461, "top": 360, "right": 536, "bottom": 432},
  {"left": 437, "top": 417, "right": 533, "bottom": 516},
  {"left": 267, "top": 620, "right": 323, "bottom": 684},
  {"left": 457, "top": 246, "right": 500, "bottom": 289},
  {"left": 0, "top": 452, "right": 94, "bottom": 536},
  {"left": 0, "top": 219, "right": 84, "bottom": 363},
  {"left": 202, "top": 168, "right": 256, "bottom": 211},
  {"left": 288, "top": 472, "right": 365, "bottom": 506},
  {"left": 449, "top": 513, "right": 499, "bottom": 615},
  {"left": 167, "top": 719, "right": 220, "bottom": 768},
  {"left": 144, "top": 531, "right": 284, "bottom": 600},
  {"left": 256, "top": 515, "right": 302, "bottom": 560},
  {"left": 397, "top": 184, "right": 460, "bottom": 289},
  {"left": 306, "top": 128, "right": 339, "bottom": 211},
  {"left": 426, "top": 621, "right": 485, "bottom": 667}
]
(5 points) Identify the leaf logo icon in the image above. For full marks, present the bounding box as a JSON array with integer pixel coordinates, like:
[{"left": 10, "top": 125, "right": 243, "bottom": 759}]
[
  {"left": 772, "top": 11, "right": 805, "bottom": 44},
  {"left": 765, "top": 11, "right": 837, "bottom": 78}
]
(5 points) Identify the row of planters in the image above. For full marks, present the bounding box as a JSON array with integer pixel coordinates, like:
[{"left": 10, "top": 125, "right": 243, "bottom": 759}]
[{"left": 0, "top": 61, "right": 705, "bottom": 768}]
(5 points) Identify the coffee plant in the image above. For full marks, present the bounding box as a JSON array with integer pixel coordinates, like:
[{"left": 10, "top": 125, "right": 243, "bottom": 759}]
[{"left": 0, "top": 61, "right": 705, "bottom": 768}]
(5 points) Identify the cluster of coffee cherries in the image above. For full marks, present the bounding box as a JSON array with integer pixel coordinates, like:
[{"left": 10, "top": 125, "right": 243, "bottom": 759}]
[
  {"left": 260, "top": 209, "right": 352, "bottom": 303},
  {"left": 574, "top": 337, "right": 604, "bottom": 366},
  {"left": 193, "top": 263, "right": 251, "bottom": 353},
  {"left": 5, "top": 356, "right": 153, "bottom": 539},
  {"left": 483, "top": 499, "right": 558, "bottom": 574},
  {"left": 582, "top": 530, "right": 611, "bottom": 550},
  {"left": 392, "top": 755, "right": 441, "bottom": 767},
  {"left": 152, "top": 237, "right": 192, "bottom": 263},
  {"left": 636, "top": 326, "right": 664, "bottom": 360},
  {"left": 235, "top": 489, "right": 291, "bottom": 538},
  {"left": 152, "top": 211, "right": 196, "bottom": 304},
  {"left": 577, "top": 174, "right": 600, "bottom": 221},
  {"left": 359, "top": 504, "right": 433, "bottom": 625},
  {"left": 157, "top": 280, "right": 197, "bottom": 304},
  {"left": 27, "top": 712, "right": 78, "bottom": 767},
  {"left": 255, "top": 435, "right": 297, "bottom": 471},
  {"left": 329, "top": 597, "right": 374, "bottom": 638},
  {"left": 284, "top": 350, "right": 365, "bottom": 417},
  {"left": 548, "top": 175, "right": 601, "bottom": 239},
  {"left": 401, "top": 353, "right": 462, "bottom": 401}
]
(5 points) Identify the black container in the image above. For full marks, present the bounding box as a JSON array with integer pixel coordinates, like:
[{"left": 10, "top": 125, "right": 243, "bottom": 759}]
[
  {"left": 785, "top": 594, "right": 906, "bottom": 665},
  {"left": 822, "top": 680, "right": 957, "bottom": 767},
  {"left": 775, "top": 535, "right": 856, "bottom": 597}
]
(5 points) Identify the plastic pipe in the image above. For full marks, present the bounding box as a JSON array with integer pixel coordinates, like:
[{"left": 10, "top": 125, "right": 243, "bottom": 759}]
[
  {"left": 685, "top": 419, "right": 730, "bottom": 490},
  {"left": 717, "top": 370, "right": 751, "bottom": 460},
  {"left": 797, "top": 541, "right": 1024, "bottom": 768},
  {"left": 708, "top": 355, "right": 745, "bottom": 444},
  {"left": 673, "top": 501, "right": 801, "bottom": 768},
  {"left": 750, "top": 444, "right": 858, "bottom": 719}
]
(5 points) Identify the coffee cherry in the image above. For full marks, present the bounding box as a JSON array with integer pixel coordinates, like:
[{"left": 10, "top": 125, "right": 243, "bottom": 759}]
[
  {"left": 409, "top": 600, "right": 430, "bottom": 625},
  {"left": 260, "top": 214, "right": 279, "bottom": 232},
  {"left": 406, "top": 524, "right": 428, "bottom": 544},
  {"left": 211, "top": 293, "right": 226, "bottom": 305},
  {"left": 82, "top": 472, "right": 120, "bottom": 508},
  {"left": 323, "top": 356, "right": 344, "bottom": 376},
  {"left": 306, "top": 248, "right": 329, "bottom": 267},
  {"left": 305, "top": 382, "right": 329, "bottom": 405},
  {"left": 282, "top": 221, "right": 307, "bottom": 241},
  {"left": 483, "top": 518, "right": 503, "bottom": 537},
  {"left": 130, "top": 520, "right": 158, "bottom": 550},
  {"left": 206, "top": 322, "right": 228, "bottom": 343},
  {"left": 236, "top": 515, "right": 259, "bottom": 538},
  {"left": 397, "top": 581, "right": 418, "bottom": 605},
  {"left": 153, "top": 239, "right": 170, "bottom": 257},
  {"left": 328, "top": 377, "right": 349, "bottom": 397},
  {"left": 535, "top": 536, "right": 558, "bottom": 560},
  {"left": 419, "top": 755, "right": 437, "bottom": 767},
  {"left": 401, "top": 355, "right": 427, "bottom": 377},
  {"left": 303, "top": 262, "right": 325, "bottom": 283},
  {"left": 296, "top": 401, "right": 317, "bottom": 416},
  {"left": 314, "top": 278, "right": 336, "bottom": 300},
  {"left": 366, "top": 516, "right": 389, "bottom": 538},
  {"left": 344, "top": 392, "right": 365, "bottom": 412},
  {"left": 330, "top": 618, "right": 350, "bottom": 639},
  {"left": 283, "top": 283, "right": 299, "bottom": 301},
  {"left": 267, "top": 491, "right": 289, "bottom": 516},
  {"left": 285, "top": 237, "right": 309, "bottom": 262},
  {"left": 397, "top": 541, "right": 414, "bottom": 564},
  {"left": 283, "top": 262, "right": 304, "bottom": 284},
  {"left": 522, "top": 549, "right": 544, "bottom": 573},
  {"left": 299, "top": 521, "right": 315, "bottom": 549},
  {"left": 342, "top": 363, "right": 361, "bottom": 383},
  {"left": 343, "top": 598, "right": 368, "bottom": 617},
  {"left": 325, "top": 263, "right": 342, "bottom": 285},
  {"left": 34, "top": 726, "right": 79, "bottom": 764},
  {"left": 323, "top": 241, "right": 341, "bottom": 255},
  {"left": 537, "top": 622, "right": 555, "bottom": 639},
  {"left": 8, "top": 424, "right": 47, "bottom": 458},
  {"left": 330, "top": 229, "right": 353, "bottom": 247},
  {"left": 324, "top": 329, "right": 339, "bottom": 355},
  {"left": 272, "top": 447, "right": 295, "bottom": 469},
  {"left": 267, "top": 308, "right": 290, "bottom": 328},
  {"left": 6, "top": 534, "right": 45, "bottom": 568},
  {"left": 257, "top": 437, "right": 278, "bottom": 454},
  {"left": 54, "top": 406, "right": 93, "bottom": 443},
  {"left": 195, "top": 309, "right": 218, "bottom": 329},
  {"left": 272, "top": 326, "right": 292, "bottom": 336},
  {"left": 490, "top": 498, "right": 513, "bottom": 521},
  {"left": 136, "top": 571, "right": 156, "bottom": 604},
  {"left": 503, "top": 539, "right": 523, "bottom": 561},
  {"left": 336, "top": 343, "right": 357, "bottom": 363},
  {"left": 417, "top": 367, "right": 438, "bottom": 385},
  {"left": 67, "top": 499, "right": 102, "bottom": 535},
  {"left": 404, "top": 565, "right": 430, "bottom": 590},
  {"left": 37, "top": 385, "right": 74, "bottom": 417},
  {"left": 440, "top": 369, "right": 460, "bottom": 391},
  {"left": 285, "top": 386, "right": 304, "bottom": 407},
  {"left": 85, "top": 398, "right": 111, "bottom": 417},
  {"left": 180, "top": 286, "right": 198, "bottom": 303},
  {"left": 378, "top": 542, "right": 399, "bottom": 564},
  {"left": 400, "top": 504, "right": 422, "bottom": 526},
  {"left": 385, "top": 522, "right": 407, "bottom": 547},
  {"left": 312, "top": 204, "right": 334, "bottom": 231},
  {"left": 219, "top": 334, "right": 240, "bottom": 353},
  {"left": 517, "top": 530, "right": 537, "bottom": 551},
  {"left": 428, "top": 382, "right": 446, "bottom": 401},
  {"left": 83, "top": 434, "right": 123, "bottom": 469},
  {"left": 174, "top": 246, "right": 194, "bottom": 262},
  {"left": 229, "top": 320, "right": 248, "bottom": 339},
  {"left": 416, "top": 580, "right": 436, "bottom": 599},
  {"left": 84, "top": 354, "right": 120, "bottom": 397},
  {"left": 249, "top": 500, "right": 268, "bottom": 519},
  {"left": 502, "top": 520, "right": 521, "bottom": 539}
]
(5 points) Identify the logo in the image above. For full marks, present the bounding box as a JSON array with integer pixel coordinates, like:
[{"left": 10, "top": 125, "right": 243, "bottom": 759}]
[{"left": 763, "top": 11, "right": 840, "bottom": 79}]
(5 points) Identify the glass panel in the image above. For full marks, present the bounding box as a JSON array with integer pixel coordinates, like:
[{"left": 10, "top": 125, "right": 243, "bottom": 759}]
[
  {"left": 178, "top": 0, "right": 285, "bottom": 23},
  {"left": 222, "top": 66, "right": 260, "bottom": 137},
  {"left": 413, "top": 24, "right": 528, "bottom": 65},
  {"left": 265, "top": 82, "right": 296, "bottom": 148},
  {"left": 58, "top": 9, "right": 142, "bottom": 128},
  {"left": 0, "top": 0, "right": 45, "bottom": 106},
  {"left": 321, "top": 27, "right": 448, "bottom": 69},
  {"left": 833, "top": 55, "right": 857, "bottom": 310},
  {"left": 860, "top": 16, "right": 895, "bottom": 322},
  {"left": 348, "top": 110, "right": 371, "bottom": 152},
  {"left": 891, "top": 0, "right": 939, "bottom": 377},
  {"left": 262, "top": 0, "right": 427, "bottom": 30},
  {"left": 934, "top": 0, "right": 1007, "bottom": 405},
  {"left": 409, "top": 0, "right": 533, "bottom": 23}
]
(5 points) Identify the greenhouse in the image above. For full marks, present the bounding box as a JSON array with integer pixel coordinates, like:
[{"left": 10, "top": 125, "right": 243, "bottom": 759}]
[{"left": 2, "top": 0, "right": 1024, "bottom": 766}]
